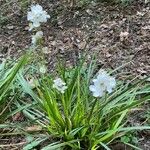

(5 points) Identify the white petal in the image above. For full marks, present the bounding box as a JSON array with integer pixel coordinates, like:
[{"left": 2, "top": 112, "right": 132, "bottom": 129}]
[
  {"left": 31, "top": 4, "right": 43, "bottom": 13},
  {"left": 47, "top": 14, "right": 50, "bottom": 18},
  {"left": 33, "top": 21, "right": 40, "bottom": 27},
  {"left": 27, "top": 12, "right": 33, "bottom": 20},
  {"left": 93, "top": 89, "right": 104, "bottom": 97},
  {"left": 109, "top": 78, "right": 116, "bottom": 87},
  {"left": 107, "top": 87, "right": 113, "bottom": 93},
  {"left": 29, "top": 23, "right": 34, "bottom": 31},
  {"left": 89, "top": 85, "right": 96, "bottom": 92},
  {"left": 92, "top": 79, "right": 97, "bottom": 83},
  {"left": 93, "top": 92, "right": 100, "bottom": 97}
]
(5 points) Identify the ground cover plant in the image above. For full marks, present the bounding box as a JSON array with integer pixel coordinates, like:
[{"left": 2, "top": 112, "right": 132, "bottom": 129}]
[{"left": 0, "top": 0, "right": 150, "bottom": 149}]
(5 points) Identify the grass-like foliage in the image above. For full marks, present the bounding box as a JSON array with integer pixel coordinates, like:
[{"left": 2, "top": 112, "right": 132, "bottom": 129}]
[
  {"left": 0, "top": 55, "right": 27, "bottom": 122},
  {"left": 18, "top": 58, "right": 150, "bottom": 149}
]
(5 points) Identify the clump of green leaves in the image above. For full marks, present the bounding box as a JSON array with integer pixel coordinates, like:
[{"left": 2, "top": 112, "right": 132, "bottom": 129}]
[
  {"left": 0, "top": 55, "right": 27, "bottom": 122},
  {"left": 18, "top": 57, "right": 150, "bottom": 149}
]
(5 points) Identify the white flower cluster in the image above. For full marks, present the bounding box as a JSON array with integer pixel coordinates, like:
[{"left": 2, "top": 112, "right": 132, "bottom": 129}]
[
  {"left": 52, "top": 70, "right": 116, "bottom": 96},
  {"left": 39, "top": 65, "right": 47, "bottom": 74},
  {"left": 27, "top": 4, "right": 50, "bottom": 31},
  {"left": 53, "top": 78, "right": 68, "bottom": 94},
  {"left": 27, "top": 4, "right": 50, "bottom": 46},
  {"left": 31, "top": 31, "right": 43, "bottom": 45},
  {"left": 89, "top": 70, "right": 116, "bottom": 97}
]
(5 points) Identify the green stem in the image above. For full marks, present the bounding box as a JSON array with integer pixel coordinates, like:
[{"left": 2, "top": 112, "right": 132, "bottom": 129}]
[
  {"left": 62, "top": 95, "right": 71, "bottom": 130},
  {"left": 62, "top": 94, "right": 68, "bottom": 117},
  {"left": 92, "top": 98, "right": 101, "bottom": 133},
  {"left": 88, "top": 98, "right": 97, "bottom": 124}
]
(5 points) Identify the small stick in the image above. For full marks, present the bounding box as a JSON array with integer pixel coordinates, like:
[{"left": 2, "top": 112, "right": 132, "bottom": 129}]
[{"left": 0, "top": 141, "right": 27, "bottom": 148}]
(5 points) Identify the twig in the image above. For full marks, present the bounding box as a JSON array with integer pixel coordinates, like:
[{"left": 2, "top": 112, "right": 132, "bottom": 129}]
[
  {"left": 0, "top": 141, "right": 27, "bottom": 147},
  {"left": 0, "top": 97, "right": 14, "bottom": 116}
]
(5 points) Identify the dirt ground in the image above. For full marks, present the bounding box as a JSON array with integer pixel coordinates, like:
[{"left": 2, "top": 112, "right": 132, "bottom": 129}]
[
  {"left": 0, "top": 0, "right": 150, "bottom": 75},
  {"left": 0, "top": 0, "right": 150, "bottom": 149}
]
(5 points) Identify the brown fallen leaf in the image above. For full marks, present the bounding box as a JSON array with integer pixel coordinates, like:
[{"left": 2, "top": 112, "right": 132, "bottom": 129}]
[
  {"left": 12, "top": 112, "right": 24, "bottom": 121},
  {"left": 25, "top": 125, "right": 42, "bottom": 132},
  {"left": 119, "top": 31, "right": 129, "bottom": 41},
  {"left": 78, "top": 41, "right": 86, "bottom": 50}
]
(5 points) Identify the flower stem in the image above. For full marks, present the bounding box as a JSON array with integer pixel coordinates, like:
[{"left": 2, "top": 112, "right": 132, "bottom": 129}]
[
  {"left": 62, "top": 95, "right": 71, "bottom": 130},
  {"left": 88, "top": 98, "right": 97, "bottom": 123}
]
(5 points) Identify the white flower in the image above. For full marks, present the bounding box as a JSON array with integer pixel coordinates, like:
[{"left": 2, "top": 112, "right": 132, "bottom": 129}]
[
  {"left": 27, "top": 4, "right": 50, "bottom": 30},
  {"left": 39, "top": 65, "right": 47, "bottom": 74},
  {"left": 31, "top": 31, "right": 43, "bottom": 45},
  {"left": 53, "top": 78, "right": 67, "bottom": 93},
  {"left": 89, "top": 70, "right": 116, "bottom": 97}
]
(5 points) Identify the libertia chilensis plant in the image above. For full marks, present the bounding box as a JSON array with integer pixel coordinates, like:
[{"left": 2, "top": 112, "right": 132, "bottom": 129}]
[
  {"left": 18, "top": 56, "right": 150, "bottom": 149},
  {"left": 0, "top": 2, "right": 149, "bottom": 150}
]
